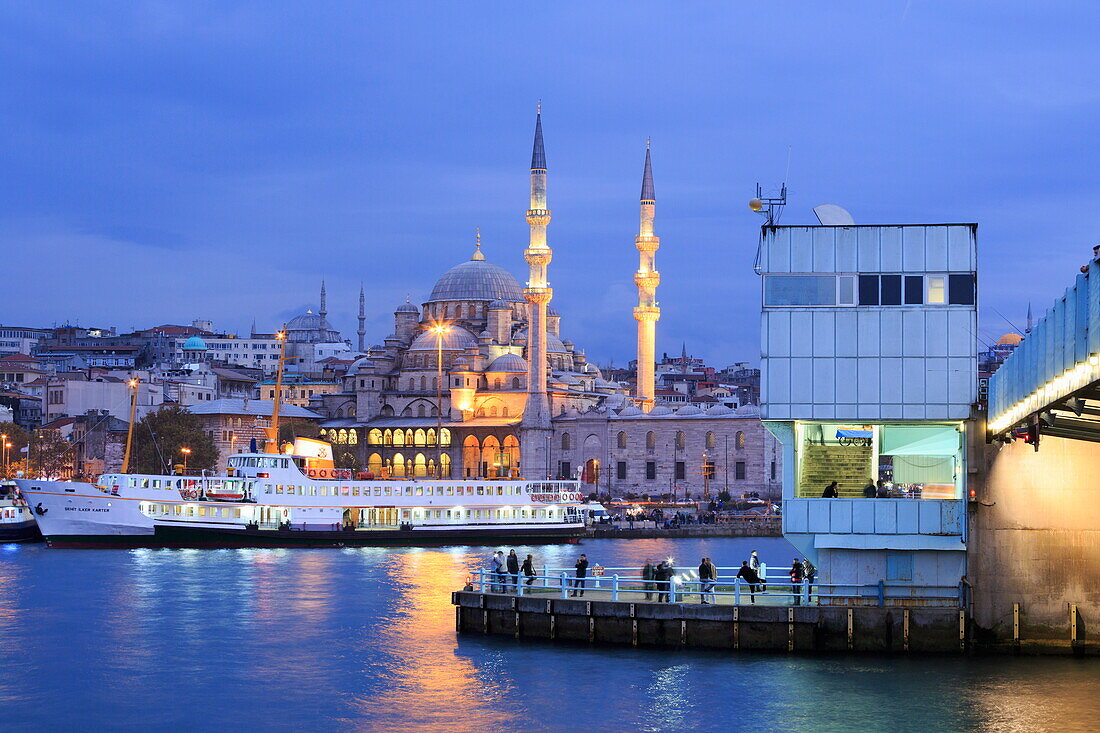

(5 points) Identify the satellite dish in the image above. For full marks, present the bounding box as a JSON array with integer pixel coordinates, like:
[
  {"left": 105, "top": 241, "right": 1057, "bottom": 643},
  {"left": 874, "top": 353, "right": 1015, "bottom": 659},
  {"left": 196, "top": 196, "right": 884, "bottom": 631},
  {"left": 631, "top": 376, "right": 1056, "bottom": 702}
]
[{"left": 813, "top": 204, "right": 855, "bottom": 225}]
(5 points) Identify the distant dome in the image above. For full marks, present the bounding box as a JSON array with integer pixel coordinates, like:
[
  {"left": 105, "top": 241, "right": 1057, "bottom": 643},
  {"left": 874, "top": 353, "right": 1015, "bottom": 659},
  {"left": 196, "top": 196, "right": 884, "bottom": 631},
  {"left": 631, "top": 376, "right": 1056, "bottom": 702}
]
[
  {"left": 487, "top": 353, "right": 528, "bottom": 373},
  {"left": 705, "top": 404, "right": 734, "bottom": 416},
  {"left": 649, "top": 405, "right": 673, "bottom": 416},
  {"left": 428, "top": 254, "right": 525, "bottom": 303},
  {"left": 997, "top": 332, "right": 1024, "bottom": 346},
  {"left": 395, "top": 301, "right": 419, "bottom": 314},
  {"left": 286, "top": 309, "right": 342, "bottom": 343},
  {"left": 617, "top": 405, "right": 644, "bottom": 417},
  {"left": 182, "top": 335, "right": 207, "bottom": 351},
  {"left": 408, "top": 325, "right": 477, "bottom": 351},
  {"left": 735, "top": 404, "right": 760, "bottom": 416},
  {"left": 676, "top": 405, "right": 704, "bottom": 416}
]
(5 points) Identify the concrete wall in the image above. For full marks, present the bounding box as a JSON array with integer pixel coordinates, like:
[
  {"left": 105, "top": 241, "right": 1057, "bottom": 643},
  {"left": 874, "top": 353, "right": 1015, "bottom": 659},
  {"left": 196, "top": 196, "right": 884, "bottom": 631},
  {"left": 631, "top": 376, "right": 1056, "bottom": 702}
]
[{"left": 970, "top": 436, "right": 1100, "bottom": 642}]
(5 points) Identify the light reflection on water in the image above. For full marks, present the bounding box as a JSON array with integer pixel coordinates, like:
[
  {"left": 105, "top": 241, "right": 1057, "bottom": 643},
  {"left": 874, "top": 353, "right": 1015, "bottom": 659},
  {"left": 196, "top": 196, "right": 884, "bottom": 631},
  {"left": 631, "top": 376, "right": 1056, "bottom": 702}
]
[{"left": 0, "top": 537, "right": 1097, "bottom": 732}]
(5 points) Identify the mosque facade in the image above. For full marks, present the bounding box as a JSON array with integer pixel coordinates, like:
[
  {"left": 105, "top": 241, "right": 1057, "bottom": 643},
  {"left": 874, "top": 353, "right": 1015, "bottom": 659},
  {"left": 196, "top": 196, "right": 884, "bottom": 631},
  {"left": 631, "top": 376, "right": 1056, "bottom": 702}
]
[{"left": 313, "top": 112, "right": 780, "bottom": 498}]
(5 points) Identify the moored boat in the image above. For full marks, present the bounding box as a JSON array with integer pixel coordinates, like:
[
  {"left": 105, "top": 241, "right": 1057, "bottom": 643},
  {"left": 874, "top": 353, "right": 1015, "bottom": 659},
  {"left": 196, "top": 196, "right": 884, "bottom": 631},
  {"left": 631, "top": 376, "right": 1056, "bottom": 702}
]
[{"left": 0, "top": 481, "right": 43, "bottom": 543}]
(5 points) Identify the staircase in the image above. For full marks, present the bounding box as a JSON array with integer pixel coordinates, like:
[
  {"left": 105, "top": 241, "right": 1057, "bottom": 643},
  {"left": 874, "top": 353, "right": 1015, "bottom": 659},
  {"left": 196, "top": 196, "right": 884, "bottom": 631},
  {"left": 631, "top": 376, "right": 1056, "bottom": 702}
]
[{"left": 798, "top": 443, "right": 874, "bottom": 498}]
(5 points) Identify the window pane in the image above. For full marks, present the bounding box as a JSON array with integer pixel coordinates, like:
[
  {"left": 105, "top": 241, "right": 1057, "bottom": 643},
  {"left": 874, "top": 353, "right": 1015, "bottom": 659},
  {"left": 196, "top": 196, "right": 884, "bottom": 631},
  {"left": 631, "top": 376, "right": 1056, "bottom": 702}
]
[
  {"left": 948, "top": 274, "right": 975, "bottom": 305},
  {"left": 858, "top": 275, "right": 880, "bottom": 305},
  {"left": 764, "top": 276, "right": 836, "bottom": 305},
  {"left": 838, "top": 276, "right": 855, "bottom": 305},
  {"left": 904, "top": 276, "right": 923, "bottom": 305},
  {"left": 881, "top": 275, "right": 902, "bottom": 305},
  {"left": 927, "top": 276, "right": 946, "bottom": 304}
]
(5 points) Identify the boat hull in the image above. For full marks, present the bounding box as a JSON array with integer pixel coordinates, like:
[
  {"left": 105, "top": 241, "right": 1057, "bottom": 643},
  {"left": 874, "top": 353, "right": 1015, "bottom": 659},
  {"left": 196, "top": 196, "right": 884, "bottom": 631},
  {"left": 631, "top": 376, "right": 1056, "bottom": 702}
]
[
  {"left": 45, "top": 523, "right": 583, "bottom": 549},
  {"left": 0, "top": 520, "right": 43, "bottom": 543}
]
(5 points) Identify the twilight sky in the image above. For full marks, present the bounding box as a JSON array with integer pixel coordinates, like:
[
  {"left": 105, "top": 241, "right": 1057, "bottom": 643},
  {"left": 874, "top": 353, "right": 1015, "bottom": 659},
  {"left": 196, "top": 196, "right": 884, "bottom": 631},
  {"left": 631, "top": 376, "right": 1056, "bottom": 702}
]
[{"left": 2, "top": 2, "right": 1098, "bottom": 367}]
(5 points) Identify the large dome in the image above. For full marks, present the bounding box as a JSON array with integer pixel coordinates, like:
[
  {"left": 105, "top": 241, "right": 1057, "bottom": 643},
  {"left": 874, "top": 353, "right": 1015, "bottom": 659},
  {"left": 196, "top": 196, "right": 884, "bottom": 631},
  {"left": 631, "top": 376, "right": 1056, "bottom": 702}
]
[
  {"left": 408, "top": 325, "right": 478, "bottom": 351},
  {"left": 428, "top": 257, "right": 525, "bottom": 303}
]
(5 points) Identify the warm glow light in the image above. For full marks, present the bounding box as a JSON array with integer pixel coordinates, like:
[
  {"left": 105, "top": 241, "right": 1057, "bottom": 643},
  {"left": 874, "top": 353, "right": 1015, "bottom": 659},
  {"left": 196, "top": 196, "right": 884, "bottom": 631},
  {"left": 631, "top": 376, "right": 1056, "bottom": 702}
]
[
  {"left": 128, "top": 378, "right": 138, "bottom": 388},
  {"left": 180, "top": 447, "right": 191, "bottom": 455},
  {"left": 276, "top": 331, "right": 286, "bottom": 341}
]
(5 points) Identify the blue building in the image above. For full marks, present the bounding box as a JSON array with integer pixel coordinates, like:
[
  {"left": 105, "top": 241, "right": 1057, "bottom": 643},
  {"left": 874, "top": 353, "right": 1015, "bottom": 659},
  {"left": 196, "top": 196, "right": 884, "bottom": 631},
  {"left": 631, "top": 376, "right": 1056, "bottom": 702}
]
[{"left": 758, "top": 223, "right": 978, "bottom": 603}]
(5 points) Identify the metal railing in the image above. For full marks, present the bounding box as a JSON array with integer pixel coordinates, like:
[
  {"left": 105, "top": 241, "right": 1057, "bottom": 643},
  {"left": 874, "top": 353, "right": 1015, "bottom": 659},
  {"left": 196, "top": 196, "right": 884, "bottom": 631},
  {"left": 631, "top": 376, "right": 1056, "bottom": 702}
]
[{"left": 470, "top": 565, "right": 964, "bottom": 608}]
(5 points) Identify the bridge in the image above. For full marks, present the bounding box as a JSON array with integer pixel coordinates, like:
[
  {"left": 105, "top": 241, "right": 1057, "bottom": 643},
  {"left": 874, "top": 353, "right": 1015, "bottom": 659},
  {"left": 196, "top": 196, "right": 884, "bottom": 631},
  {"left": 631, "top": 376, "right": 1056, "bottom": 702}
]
[{"left": 988, "top": 255, "right": 1100, "bottom": 445}]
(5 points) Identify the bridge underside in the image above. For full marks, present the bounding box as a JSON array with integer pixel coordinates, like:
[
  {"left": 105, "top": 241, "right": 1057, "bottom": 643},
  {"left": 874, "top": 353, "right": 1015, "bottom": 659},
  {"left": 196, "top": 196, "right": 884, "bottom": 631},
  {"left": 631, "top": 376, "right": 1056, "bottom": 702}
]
[{"left": 992, "top": 382, "right": 1100, "bottom": 447}]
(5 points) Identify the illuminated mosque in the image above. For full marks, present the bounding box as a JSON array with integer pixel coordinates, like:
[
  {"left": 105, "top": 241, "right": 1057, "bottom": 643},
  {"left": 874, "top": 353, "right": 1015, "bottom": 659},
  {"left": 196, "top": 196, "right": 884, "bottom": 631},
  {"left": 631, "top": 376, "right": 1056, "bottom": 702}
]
[{"left": 316, "top": 111, "right": 780, "bottom": 496}]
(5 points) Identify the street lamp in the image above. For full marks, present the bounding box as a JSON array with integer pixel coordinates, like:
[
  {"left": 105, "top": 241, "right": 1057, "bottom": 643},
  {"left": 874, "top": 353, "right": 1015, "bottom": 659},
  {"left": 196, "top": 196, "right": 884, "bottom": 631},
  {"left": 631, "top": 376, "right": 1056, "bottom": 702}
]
[
  {"left": 180, "top": 446, "right": 191, "bottom": 474},
  {"left": 1, "top": 433, "right": 7, "bottom": 474},
  {"left": 428, "top": 321, "right": 451, "bottom": 478}
]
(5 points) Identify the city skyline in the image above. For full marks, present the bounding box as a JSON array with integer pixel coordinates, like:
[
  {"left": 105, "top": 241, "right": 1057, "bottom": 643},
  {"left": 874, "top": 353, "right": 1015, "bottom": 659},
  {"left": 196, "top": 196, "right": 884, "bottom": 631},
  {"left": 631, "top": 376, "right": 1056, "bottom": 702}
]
[{"left": 2, "top": 3, "right": 1096, "bottom": 364}]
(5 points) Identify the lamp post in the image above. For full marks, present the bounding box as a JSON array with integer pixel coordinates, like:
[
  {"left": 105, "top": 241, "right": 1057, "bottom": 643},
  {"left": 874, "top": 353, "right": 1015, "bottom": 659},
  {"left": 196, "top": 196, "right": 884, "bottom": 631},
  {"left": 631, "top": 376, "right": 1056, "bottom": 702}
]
[
  {"left": 180, "top": 447, "right": 191, "bottom": 474},
  {"left": 429, "top": 322, "right": 451, "bottom": 478},
  {"left": 1, "top": 433, "right": 7, "bottom": 474},
  {"left": 122, "top": 378, "right": 139, "bottom": 474}
]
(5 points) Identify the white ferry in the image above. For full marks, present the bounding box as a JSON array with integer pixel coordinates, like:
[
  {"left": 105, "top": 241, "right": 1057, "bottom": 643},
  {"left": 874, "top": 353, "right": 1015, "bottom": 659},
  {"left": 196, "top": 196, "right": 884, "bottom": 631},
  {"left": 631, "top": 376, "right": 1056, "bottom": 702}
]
[
  {"left": 16, "top": 438, "right": 587, "bottom": 548},
  {"left": 0, "top": 481, "right": 42, "bottom": 543}
]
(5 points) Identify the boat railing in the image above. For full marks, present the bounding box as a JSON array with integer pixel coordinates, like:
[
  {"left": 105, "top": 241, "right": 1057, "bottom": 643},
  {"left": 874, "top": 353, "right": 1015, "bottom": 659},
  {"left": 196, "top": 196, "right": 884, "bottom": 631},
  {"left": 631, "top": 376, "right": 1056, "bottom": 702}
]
[{"left": 469, "top": 565, "right": 965, "bottom": 608}]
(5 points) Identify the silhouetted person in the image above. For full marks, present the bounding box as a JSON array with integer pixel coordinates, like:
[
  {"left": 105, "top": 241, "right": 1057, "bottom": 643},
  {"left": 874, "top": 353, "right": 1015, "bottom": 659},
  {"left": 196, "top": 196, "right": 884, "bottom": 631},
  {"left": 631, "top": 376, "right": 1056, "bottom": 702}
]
[
  {"left": 571, "top": 554, "right": 589, "bottom": 597},
  {"left": 642, "top": 560, "right": 656, "bottom": 601},
  {"left": 863, "top": 478, "right": 877, "bottom": 498},
  {"left": 506, "top": 549, "right": 520, "bottom": 592},
  {"left": 736, "top": 560, "right": 762, "bottom": 603},
  {"left": 822, "top": 482, "right": 839, "bottom": 498},
  {"left": 789, "top": 558, "right": 805, "bottom": 606},
  {"left": 522, "top": 554, "right": 536, "bottom": 586}
]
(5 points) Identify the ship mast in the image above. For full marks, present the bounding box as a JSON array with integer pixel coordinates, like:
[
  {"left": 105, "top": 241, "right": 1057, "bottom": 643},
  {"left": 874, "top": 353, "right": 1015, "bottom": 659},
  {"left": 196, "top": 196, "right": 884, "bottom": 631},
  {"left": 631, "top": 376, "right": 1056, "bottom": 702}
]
[
  {"left": 264, "top": 329, "right": 288, "bottom": 454},
  {"left": 121, "top": 378, "right": 138, "bottom": 473}
]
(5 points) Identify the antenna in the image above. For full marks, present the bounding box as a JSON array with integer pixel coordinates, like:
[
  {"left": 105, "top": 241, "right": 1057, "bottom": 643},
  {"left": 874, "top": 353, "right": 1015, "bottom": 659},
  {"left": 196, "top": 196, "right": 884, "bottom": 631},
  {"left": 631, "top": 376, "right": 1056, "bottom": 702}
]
[{"left": 749, "top": 182, "right": 787, "bottom": 226}]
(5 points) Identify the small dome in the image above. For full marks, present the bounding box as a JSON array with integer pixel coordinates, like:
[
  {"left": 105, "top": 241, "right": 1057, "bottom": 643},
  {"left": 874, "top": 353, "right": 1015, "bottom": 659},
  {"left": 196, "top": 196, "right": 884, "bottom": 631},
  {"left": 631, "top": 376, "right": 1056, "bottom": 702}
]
[
  {"left": 554, "top": 372, "right": 581, "bottom": 385},
  {"left": 514, "top": 330, "right": 569, "bottom": 354},
  {"left": 395, "top": 301, "right": 419, "bottom": 314},
  {"left": 997, "top": 332, "right": 1024, "bottom": 345},
  {"left": 479, "top": 330, "right": 492, "bottom": 340},
  {"left": 705, "top": 404, "right": 735, "bottom": 416},
  {"left": 735, "top": 404, "right": 760, "bottom": 416},
  {"left": 182, "top": 335, "right": 207, "bottom": 351},
  {"left": 486, "top": 353, "right": 528, "bottom": 373},
  {"left": 408, "top": 325, "right": 477, "bottom": 351},
  {"left": 676, "top": 405, "right": 704, "bottom": 416},
  {"left": 450, "top": 356, "right": 471, "bottom": 371},
  {"left": 488, "top": 298, "right": 511, "bottom": 310},
  {"left": 617, "top": 405, "right": 644, "bottom": 417},
  {"left": 649, "top": 405, "right": 673, "bottom": 416}
]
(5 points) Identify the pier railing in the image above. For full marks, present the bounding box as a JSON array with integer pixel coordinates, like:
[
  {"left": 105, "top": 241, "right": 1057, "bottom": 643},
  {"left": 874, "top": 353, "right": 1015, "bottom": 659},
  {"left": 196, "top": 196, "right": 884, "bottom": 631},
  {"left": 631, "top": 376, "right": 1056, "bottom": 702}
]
[{"left": 471, "top": 565, "right": 963, "bottom": 608}]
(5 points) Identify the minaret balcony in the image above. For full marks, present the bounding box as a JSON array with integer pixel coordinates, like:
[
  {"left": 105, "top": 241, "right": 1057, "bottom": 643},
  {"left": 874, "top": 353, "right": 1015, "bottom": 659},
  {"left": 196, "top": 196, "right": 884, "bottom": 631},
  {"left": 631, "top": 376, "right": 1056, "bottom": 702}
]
[
  {"left": 524, "top": 287, "right": 553, "bottom": 304},
  {"left": 635, "top": 235, "right": 660, "bottom": 252},
  {"left": 633, "top": 306, "right": 661, "bottom": 322},
  {"left": 526, "top": 209, "right": 552, "bottom": 226},
  {"left": 524, "top": 249, "right": 553, "bottom": 266},
  {"left": 634, "top": 271, "right": 661, "bottom": 289}
]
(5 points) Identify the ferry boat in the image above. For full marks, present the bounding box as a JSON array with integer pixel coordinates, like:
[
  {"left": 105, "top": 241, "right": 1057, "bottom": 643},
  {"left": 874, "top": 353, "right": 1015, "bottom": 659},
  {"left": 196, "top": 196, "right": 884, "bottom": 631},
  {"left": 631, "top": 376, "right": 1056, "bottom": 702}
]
[
  {"left": 0, "top": 481, "right": 43, "bottom": 543},
  {"left": 16, "top": 439, "right": 588, "bottom": 548}
]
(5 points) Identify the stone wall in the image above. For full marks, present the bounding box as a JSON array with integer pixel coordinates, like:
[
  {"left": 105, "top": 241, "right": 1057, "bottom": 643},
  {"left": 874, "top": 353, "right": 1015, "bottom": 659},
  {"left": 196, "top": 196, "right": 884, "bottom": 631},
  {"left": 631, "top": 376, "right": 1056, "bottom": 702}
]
[{"left": 969, "top": 436, "right": 1100, "bottom": 643}]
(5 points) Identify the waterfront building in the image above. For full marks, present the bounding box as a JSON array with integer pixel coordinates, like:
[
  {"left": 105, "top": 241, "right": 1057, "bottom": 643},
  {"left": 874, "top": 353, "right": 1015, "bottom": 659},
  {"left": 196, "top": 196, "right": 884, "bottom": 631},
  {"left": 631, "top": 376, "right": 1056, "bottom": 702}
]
[
  {"left": 187, "top": 398, "right": 322, "bottom": 465},
  {"left": 0, "top": 325, "right": 51, "bottom": 358},
  {"left": 759, "top": 222, "right": 978, "bottom": 602}
]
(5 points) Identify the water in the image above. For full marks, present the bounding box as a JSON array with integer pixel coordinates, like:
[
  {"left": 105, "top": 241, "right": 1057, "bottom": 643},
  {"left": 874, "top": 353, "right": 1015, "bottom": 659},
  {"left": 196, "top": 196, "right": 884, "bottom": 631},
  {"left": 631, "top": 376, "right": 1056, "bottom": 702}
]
[{"left": 1, "top": 537, "right": 1097, "bottom": 732}]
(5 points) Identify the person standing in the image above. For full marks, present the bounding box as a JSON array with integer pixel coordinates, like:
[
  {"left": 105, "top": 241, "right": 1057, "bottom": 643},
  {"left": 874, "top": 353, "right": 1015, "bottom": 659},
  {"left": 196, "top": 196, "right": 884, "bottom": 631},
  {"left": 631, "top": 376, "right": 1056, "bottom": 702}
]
[
  {"left": 822, "top": 481, "right": 839, "bottom": 498},
  {"left": 570, "top": 553, "right": 589, "bottom": 597},
  {"left": 789, "top": 558, "right": 805, "bottom": 606},
  {"left": 803, "top": 557, "right": 816, "bottom": 603},
  {"left": 749, "top": 550, "right": 764, "bottom": 591},
  {"left": 736, "top": 561, "right": 761, "bottom": 604},
  {"left": 492, "top": 548, "right": 503, "bottom": 594},
  {"left": 863, "top": 477, "right": 877, "bottom": 498},
  {"left": 521, "top": 553, "right": 536, "bottom": 586},
  {"left": 506, "top": 549, "right": 520, "bottom": 592},
  {"left": 642, "top": 560, "right": 655, "bottom": 601},
  {"left": 698, "top": 557, "right": 717, "bottom": 604}
]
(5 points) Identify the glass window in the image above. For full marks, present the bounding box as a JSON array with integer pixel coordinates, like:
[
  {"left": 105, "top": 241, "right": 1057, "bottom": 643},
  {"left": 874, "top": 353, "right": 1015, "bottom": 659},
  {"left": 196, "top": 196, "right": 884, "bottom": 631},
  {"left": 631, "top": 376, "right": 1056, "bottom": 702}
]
[
  {"left": 858, "top": 275, "right": 879, "bottom": 305},
  {"left": 904, "top": 276, "right": 923, "bottom": 305},
  {"left": 764, "top": 276, "right": 836, "bottom": 306},
  {"left": 674, "top": 462, "right": 685, "bottom": 480},
  {"left": 646, "top": 461, "right": 656, "bottom": 480},
  {"left": 927, "top": 276, "right": 946, "bottom": 304},
  {"left": 838, "top": 275, "right": 856, "bottom": 306},
  {"left": 735, "top": 461, "right": 746, "bottom": 480},
  {"left": 880, "top": 275, "right": 902, "bottom": 305},
  {"left": 948, "top": 274, "right": 975, "bottom": 305}
]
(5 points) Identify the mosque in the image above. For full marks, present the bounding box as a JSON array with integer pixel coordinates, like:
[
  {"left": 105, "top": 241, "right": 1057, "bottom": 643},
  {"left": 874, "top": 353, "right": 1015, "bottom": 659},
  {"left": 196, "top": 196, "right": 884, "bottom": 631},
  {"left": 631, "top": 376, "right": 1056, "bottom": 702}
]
[{"left": 312, "top": 111, "right": 780, "bottom": 498}]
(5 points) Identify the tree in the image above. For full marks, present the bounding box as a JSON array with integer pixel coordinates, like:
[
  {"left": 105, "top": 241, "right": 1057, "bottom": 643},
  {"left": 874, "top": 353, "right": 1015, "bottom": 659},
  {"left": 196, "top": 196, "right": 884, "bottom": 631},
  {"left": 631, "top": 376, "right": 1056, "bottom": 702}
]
[
  {"left": 334, "top": 449, "right": 361, "bottom": 472},
  {"left": 130, "top": 406, "right": 218, "bottom": 475},
  {"left": 0, "top": 422, "right": 30, "bottom": 478},
  {"left": 717, "top": 490, "right": 732, "bottom": 503},
  {"left": 32, "top": 429, "right": 76, "bottom": 480}
]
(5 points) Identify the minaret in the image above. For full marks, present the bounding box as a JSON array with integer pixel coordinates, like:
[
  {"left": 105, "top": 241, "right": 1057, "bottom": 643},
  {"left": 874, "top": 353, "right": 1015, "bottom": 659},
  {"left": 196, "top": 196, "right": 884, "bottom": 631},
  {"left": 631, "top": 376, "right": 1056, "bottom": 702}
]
[
  {"left": 358, "top": 284, "right": 366, "bottom": 352},
  {"left": 520, "top": 105, "right": 554, "bottom": 478},
  {"left": 319, "top": 280, "right": 328, "bottom": 322},
  {"left": 633, "top": 141, "right": 660, "bottom": 411}
]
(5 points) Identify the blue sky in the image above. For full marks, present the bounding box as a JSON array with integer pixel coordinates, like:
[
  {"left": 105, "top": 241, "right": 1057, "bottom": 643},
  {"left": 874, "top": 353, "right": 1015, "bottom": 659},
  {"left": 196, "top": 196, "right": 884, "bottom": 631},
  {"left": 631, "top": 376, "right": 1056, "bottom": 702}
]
[{"left": 2, "top": 2, "right": 1097, "bottom": 366}]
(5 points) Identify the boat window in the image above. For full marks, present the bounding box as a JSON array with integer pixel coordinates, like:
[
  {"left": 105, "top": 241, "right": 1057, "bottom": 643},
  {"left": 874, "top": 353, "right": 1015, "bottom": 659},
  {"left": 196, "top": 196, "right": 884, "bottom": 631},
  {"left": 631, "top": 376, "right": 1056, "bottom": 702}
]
[
  {"left": 352, "top": 487, "right": 360, "bottom": 496},
  {"left": 405, "top": 487, "right": 412, "bottom": 496},
  {"left": 186, "top": 506, "right": 194, "bottom": 517},
  {"left": 198, "top": 507, "right": 206, "bottom": 517},
  {"left": 384, "top": 487, "right": 391, "bottom": 496},
  {"left": 276, "top": 485, "right": 284, "bottom": 494},
  {"left": 446, "top": 487, "right": 453, "bottom": 496},
  {"left": 310, "top": 485, "right": 317, "bottom": 496},
  {"left": 174, "top": 505, "right": 182, "bottom": 515},
  {"left": 497, "top": 487, "right": 503, "bottom": 495},
  {"left": 374, "top": 488, "right": 381, "bottom": 496},
  {"left": 341, "top": 486, "right": 350, "bottom": 496},
  {"left": 477, "top": 487, "right": 484, "bottom": 496},
  {"left": 234, "top": 508, "right": 241, "bottom": 518},
  {"left": 415, "top": 488, "right": 423, "bottom": 496}
]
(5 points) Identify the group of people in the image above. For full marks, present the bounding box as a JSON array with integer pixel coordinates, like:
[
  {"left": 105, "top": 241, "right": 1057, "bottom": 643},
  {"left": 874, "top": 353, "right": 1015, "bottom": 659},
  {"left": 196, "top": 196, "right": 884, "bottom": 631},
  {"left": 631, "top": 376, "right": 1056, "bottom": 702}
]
[
  {"left": 488, "top": 549, "right": 538, "bottom": 593},
  {"left": 821, "top": 477, "right": 890, "bottom": 499}
]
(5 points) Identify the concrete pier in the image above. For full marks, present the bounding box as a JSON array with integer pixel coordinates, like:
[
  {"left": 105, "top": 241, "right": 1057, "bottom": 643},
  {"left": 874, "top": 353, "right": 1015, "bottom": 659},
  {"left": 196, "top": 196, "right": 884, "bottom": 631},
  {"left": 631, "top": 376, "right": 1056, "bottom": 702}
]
[{"left": 452, "top": 591, "right": 975, "bottom": 654}]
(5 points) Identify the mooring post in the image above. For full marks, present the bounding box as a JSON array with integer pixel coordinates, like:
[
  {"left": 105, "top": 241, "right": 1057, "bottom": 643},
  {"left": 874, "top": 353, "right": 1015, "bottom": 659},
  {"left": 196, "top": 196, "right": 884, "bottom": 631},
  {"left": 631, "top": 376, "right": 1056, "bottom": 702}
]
[
  {"left": 560, "top": 572, "right": 568, "bottom": 599},
  {"left": 877, "top": 580, "right": 885, "bottom": 607},
  {"left": 478, "top": 569, "right": 485, "bottom": 592},
  {"left": 1013, "top": 602, "right": 1020, "bottom": 651},
  {"left": 903, "top": 609, "right": 910, "bottom": 652},
  {"left": 612, "top": 574, "right": 619, "bottom": 602},
  {"left": 1071, "top": 604, "right": 1078, "bottom": 647},
  {"left": 734, "top": 578, "right": 741, "bottom": 605}
]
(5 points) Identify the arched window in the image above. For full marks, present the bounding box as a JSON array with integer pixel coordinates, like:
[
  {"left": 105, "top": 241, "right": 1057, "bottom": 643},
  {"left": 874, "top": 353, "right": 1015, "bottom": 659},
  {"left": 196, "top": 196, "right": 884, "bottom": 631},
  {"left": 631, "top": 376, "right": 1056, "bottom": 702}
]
[
  {"left": 348, "top": 429, "right": 358, "bottom": 445},
  {"left": 482, "top": 436, "right": 501, "bottom": 478},
  {"left": 319, "top": 428, "right": 328, "bottom": 440},
  {"left": 380, "top": 405, "right": 395, "bottom": 417},
  {"left": 383, "top": 429, "right": 393, "bottom": 445},
  {"left": 493, "top": 378, "right": 502, "bottom": 390},
  {"left": 462, "top": 435, "right": 480, "bottom": 478},
  {"left": 368, "top": 429, "right": 383, "bottom": 445},
  {"left": 419, "top": 376, "right": 426, "bottom": 390},
  {"left": 393, "top": 429, "right": 405, "bottom": 447},
  {"left": 440, "top": 453, "right": 452, "bottom": 478},
  {"left": 414, "top": 429, "right": 426, "bottom": 446},
  {"left": 367, "top": 453, "right": 383, "bottom": 475},
  {"left": 426, "top": 428, "right": 437, "bottom": 446},
  {"left": 503, "top": 435, "right": 520, "bottom": 478},
  {"left": 501, "top": 407, "right": 509, "bottom": 417},
  {"left": 511, "top": 377, "right": 521, "bottom": 389},
  {"left": 736, "top": 431, "right": 746, "bottom": 450},
  {"left": 402, "top": 406, "right": 413, "bottom": 417},
  {"left": 440, "top": 428, "right": 452, "bottom": 446},
  {"left": 417, "top": 404, "right": 426, "bottom": 417},
  {"left": 646, "top": 431, "right": 656, "bottom": 452},
  {"left": 476, "top": 407, "right": 485, "bottom": 417},
  {"left": 456, "top": 304, "right": 464, "bottom": 319},
  {"left": 561, "top": 433, "right": 571, "bottom": 450},
  {"left": 413, "top": 453, "right": 427, "bottom": 478},
  {"left": 676, "top": 431, "right": 686, "bottom": 450},
  {"left": 392, "top": 453, "right": 406, "bottom": 478},
  {"left": 706, "top": 431, "right": 716, "bottom": 450},
  {"left": 617, "top": 431, "right": 627, "bottom": 449},
  {"left": 337, "top": 429, "right": 348, "bottom": 444},
  {"left": 490, "top": 406, "right": 498, "bottom": 417}
]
